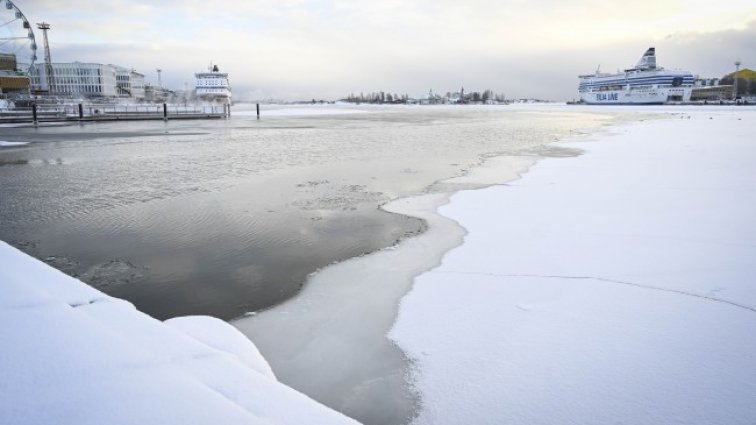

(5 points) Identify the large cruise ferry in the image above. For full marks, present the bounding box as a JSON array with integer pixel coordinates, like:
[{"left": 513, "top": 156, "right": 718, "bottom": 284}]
[
  {"left": 195, "top": 64, "right": 232, "bottom": 104},
  {"left": 578, "top": 48, "right": 694, "bottom": 104}
]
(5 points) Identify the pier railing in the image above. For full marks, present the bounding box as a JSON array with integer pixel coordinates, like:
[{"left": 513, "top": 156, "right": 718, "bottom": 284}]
[{"left": 0, "top": 103, "right": 230, "bottom": 124}]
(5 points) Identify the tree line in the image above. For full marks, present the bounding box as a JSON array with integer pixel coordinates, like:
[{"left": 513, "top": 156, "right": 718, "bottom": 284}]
[
  {"left": 341, "top": 89, "right": 508, "bottom": 104},
  {"left": 344, "top": 92, "right": 411, "bottom": 104}
]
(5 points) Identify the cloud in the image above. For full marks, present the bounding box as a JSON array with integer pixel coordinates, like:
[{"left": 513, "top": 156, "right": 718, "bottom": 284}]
[{"left": 10, "top": 1, "right": 756, "bottom": 100}]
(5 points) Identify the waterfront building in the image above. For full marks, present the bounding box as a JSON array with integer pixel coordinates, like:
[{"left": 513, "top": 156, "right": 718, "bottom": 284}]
[
  {"left": 694, "top": 77, "right": 721, "bottom": 87},
  {"left": 690, "top": 76, "right": 732, "bottom": 101},
  {"left": 690, "top": 84, "right": 733, "bottom": 101},
  {"left": 720, "top": 68, "right": 756, "bottom": 99},
  {"left": 29, "top": 62, "right": 149, "bottom": 99},
  {"left": 114, "top": 66, "right": 146, "bottom": 99},
  {"left": 0, "top": 54, "right": 30, "bottom": 96},
  {"left": 690, "top": 68, "right": 755, "bottom": 101},
  {"left": 30, "top": 62, "right": 117, "bottom": 97},
  {"left": 144, "top": 83, "right": 172, "bottom": 102}
]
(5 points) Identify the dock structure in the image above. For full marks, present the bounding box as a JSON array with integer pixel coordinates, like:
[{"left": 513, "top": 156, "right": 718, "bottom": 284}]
[{"left": 0, "top": 103, "right": 229, "bottom": 124}]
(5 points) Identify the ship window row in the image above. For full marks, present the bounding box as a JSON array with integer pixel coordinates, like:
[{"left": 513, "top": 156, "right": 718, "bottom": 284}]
[{"left": 48, "top": 68, "right": 110, "bottom": 77}]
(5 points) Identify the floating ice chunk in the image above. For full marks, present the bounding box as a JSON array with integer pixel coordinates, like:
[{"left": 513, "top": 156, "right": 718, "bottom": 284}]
[{"left": 0, "top": 141, "right": 30, "bottom": 147}]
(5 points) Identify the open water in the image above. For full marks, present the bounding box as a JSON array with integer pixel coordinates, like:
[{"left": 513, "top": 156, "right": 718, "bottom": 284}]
[
  {"left": 0, "top": 105, "right": 610, "bottom": 319},
  {"left": 0, "top": 103, "right": 616, "bottom": 423}
]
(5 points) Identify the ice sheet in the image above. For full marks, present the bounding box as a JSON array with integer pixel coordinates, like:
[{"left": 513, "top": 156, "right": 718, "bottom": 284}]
[{"left": 232, "top": 104, "right": 369, "bottom": 117}]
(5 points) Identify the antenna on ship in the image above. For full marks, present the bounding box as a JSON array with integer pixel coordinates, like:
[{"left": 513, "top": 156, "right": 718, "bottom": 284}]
[{"left": 156, "top": 68, "right": 162, "bottom": 88}]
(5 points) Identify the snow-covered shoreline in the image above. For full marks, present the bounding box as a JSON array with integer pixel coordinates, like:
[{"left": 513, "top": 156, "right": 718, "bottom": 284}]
[
  {"left": 0, "top": 241, "right": 359, "bottom": 425},
  {"left": 390, "top": 107, "right": 756, "bottom": 424},
  {"left": 231, "top": 127, "right": 566, "bottom": 425}
]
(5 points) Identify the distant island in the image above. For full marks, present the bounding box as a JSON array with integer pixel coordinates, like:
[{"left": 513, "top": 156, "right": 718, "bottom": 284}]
[{"left": 340, "top": 88, "right": 511, "bottom": 105}]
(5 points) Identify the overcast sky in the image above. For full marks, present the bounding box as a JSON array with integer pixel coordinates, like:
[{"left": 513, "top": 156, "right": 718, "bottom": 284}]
[{"left": 17, "top": 0, "right": 756, "bottom": 101}]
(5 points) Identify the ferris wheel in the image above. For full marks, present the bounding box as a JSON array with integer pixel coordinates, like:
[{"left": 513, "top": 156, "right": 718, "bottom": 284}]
[{"left": 0, "top": 0, "right": 37, "bottom": 73}]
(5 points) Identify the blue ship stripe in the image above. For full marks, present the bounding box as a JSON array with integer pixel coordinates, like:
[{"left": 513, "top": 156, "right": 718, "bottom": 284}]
[
  {"left": 579, "top": 77, "right": 694, "bottom": 84},
  {"left": 578, "top": 76, "right": 694, "bottom": 87}
]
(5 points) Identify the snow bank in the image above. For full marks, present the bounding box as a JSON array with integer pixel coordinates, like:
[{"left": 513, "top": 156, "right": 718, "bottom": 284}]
[
  {"left": 390, "top": 108, "right": 756, "bottom": 425},
  {"left": 165, "top": 316, "right": 276, "bottom": 380},
  {"left": 0, "top": 241, "right": 358, "bottom": 425}
]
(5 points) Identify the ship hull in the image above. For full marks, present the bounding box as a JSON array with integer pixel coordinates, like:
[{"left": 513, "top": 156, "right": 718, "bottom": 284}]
[
  {"left": 196, "top": 92, "right": 232, "bottom": 104},
  {"left": 580, "top": 90, "right": 667, "bottom": 105},
  {"left": 579, "top": 84, "right": 692, "bottom": 105}
]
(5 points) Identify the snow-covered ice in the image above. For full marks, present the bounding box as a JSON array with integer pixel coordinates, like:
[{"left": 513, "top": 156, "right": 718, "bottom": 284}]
[
  {"left": 232, "top": 104, "right": 369, "bottom": 117},
  {"left": 0, "top": 241, "right": 358, "bottom": 425},
  {"left": 390, "top": 108, "right": 756, "bottom": 425}
]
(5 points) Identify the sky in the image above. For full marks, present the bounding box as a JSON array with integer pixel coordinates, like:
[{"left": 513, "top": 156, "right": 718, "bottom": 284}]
[{"left": 12, "top": 0, "right": 756, "bottom": 101}]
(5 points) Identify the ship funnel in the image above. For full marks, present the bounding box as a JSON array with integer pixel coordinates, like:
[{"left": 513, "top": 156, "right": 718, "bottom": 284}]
[{"left": 635, "top": 47, "right": 656, "bottom": 70}]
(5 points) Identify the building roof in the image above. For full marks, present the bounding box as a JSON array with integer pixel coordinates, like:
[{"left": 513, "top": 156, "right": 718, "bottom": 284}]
[{"left": 726, "top": 68, "right": 756, "bottom": 79}]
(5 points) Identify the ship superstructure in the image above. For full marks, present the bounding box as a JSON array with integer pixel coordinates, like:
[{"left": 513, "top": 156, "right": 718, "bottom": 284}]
[
  {"left": 578, "top": 48, "right": 694, "bottom": 104},
  {"left": 195, "top": 64, "right": 231, "bottom": 104}
]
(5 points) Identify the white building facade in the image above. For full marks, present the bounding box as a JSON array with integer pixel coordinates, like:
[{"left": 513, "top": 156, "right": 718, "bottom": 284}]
[
  {"left": 114, "top": 66, "right": 146, "bottom": 99},
  {"left": 30, "top": 62, "right": 145, "bottom": 99},
  {"left": 31, "top": 62, "right": 117, "bottom": 96}
]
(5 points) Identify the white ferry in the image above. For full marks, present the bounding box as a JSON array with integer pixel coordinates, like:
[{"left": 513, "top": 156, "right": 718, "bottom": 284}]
[
  {"left": 578, "top": 48, "right": 694, "bottom": 104},
  {"left": 195, "top": 64, "right": 232, "bottom": 104}
]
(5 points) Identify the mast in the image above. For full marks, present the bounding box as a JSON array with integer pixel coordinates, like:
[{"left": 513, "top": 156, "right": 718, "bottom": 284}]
[
  {"left": 36, "top": 22, "right": 53, "bottom": 93},
  {"left": 733, "top": 60, "right": 741, "bottom": 100}
]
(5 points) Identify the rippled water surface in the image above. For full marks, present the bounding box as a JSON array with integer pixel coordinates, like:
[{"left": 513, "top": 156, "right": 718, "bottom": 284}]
[{"left": 0, "top": 104, "right": 613, "bottom": 320}]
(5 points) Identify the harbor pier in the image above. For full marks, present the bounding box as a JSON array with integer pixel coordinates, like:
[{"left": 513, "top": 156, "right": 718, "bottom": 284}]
[{"left": 0, "top": 103, "right": 229, "bottom": 124}]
